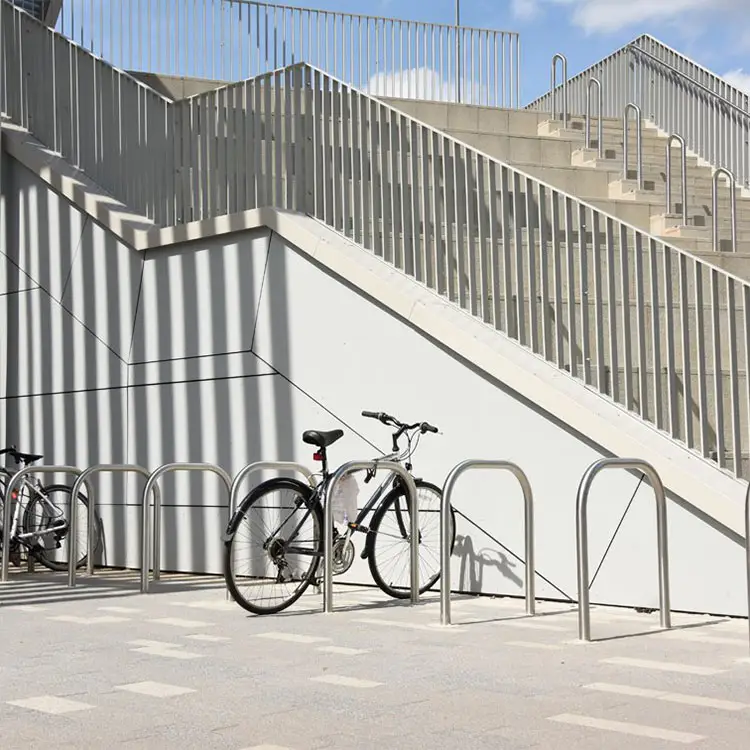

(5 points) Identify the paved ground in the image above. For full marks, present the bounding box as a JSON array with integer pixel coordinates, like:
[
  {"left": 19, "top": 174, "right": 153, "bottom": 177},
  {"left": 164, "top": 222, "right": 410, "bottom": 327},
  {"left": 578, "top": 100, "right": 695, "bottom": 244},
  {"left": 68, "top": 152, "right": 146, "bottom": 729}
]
[{"left": 1, "top": 569, "right": 749, "bottom": 749}]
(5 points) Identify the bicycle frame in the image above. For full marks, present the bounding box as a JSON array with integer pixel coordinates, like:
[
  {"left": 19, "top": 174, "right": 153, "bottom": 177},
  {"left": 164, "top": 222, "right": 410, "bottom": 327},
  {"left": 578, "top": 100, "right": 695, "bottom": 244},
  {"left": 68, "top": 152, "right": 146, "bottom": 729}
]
[{"left": 4, "top": 475, "right": 66, "bottom": 544}]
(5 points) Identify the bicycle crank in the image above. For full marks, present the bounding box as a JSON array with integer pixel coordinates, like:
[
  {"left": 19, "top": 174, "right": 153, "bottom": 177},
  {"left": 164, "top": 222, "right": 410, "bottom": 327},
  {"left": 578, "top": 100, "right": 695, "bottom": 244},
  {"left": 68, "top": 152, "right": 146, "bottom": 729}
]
[{"left": 331, "top": 536, "right": 355, "bottom": 575}]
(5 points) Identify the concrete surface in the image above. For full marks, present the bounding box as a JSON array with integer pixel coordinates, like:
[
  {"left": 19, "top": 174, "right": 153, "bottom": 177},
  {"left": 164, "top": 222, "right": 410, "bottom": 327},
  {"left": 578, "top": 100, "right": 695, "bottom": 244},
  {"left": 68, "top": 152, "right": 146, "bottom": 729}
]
[{"left": 1, "top": 568, "right": 749, "bottom": 749}]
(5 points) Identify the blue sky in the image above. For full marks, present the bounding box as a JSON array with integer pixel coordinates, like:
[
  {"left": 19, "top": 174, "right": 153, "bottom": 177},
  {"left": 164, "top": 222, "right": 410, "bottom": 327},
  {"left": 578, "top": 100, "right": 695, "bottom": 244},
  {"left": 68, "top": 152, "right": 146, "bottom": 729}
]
[{"left": 54, "top": 0, "right": 750, "bottom": 102}]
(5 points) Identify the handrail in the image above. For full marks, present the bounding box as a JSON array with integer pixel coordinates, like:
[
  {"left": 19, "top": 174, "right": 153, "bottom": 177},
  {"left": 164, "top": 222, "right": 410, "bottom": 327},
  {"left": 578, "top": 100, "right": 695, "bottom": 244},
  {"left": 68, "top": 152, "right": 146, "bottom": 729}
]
[
  {"left": 439, "top": 460, "right": 535, "bottom": 626},
  {"left": 585, "top": 77, "right": 603, "bottom": 158},
  {"left": 550, "top": 53, "right": 568, "bottom": 125},
  {"left": 225, "top": 460, "right": 316, "bottom": 601},
  {"left": 576, "top": 458, "right": 671, "bottom": 642},
  {"left": 627, "top": 43, "right": 750, "bottom": 124},
  {"left": 623, "top": 103, "right": 643, "bottom": 189},
  {"left": 67, "top": 465, "right": 159, "bottom": 588},
  {"left": 1, "top": 466, "right": 91, "bottom": 582},
  {"left": 666, "top": 134, "right": 688, "bottom": 224},
  {"left": 712, "top": 167, "right": 738, "bottom": 253},
  {"left": 323, "top": 461, "right": 419, "bottom": 612},
  {"left": 141, "top": 463, "right": 232, "bottom": 593}
]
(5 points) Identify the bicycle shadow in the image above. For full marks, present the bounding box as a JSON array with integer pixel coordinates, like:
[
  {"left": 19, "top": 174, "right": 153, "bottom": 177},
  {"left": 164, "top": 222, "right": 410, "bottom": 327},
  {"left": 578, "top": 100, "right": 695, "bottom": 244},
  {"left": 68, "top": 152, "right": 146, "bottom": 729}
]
[{"left": 454, "top": 533, "right": 523, "bottom": 594}]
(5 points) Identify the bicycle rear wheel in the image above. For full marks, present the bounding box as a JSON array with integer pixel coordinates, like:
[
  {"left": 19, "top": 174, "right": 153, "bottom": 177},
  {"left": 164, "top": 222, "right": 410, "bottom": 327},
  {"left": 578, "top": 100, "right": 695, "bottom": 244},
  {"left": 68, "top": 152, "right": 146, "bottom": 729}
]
[
  {"left": 224, "top": 477, "right": 324, "bottom": 615},
  {"left": 368, "top": 478, "right": 455, "bottom": 599}
]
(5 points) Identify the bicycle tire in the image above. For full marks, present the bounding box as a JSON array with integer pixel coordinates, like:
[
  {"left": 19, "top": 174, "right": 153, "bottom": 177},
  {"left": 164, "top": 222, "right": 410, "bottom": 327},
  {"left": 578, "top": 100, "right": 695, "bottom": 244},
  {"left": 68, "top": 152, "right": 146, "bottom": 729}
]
[
  {"left": 22, "top": 484, "right": 102, "bottom": 571},
  {"left": 367, "top": 478, "right": 456, "bottom": 599},
  {"left": 224, "top": 477, "right": 324, "bottom": 615}
]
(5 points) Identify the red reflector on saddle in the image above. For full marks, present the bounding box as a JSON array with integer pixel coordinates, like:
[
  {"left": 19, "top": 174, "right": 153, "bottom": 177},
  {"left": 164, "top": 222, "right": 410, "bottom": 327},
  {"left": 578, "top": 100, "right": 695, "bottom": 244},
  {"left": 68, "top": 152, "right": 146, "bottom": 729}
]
[{"left": 313, "top": 451, "right": 323, "bottom": 462}]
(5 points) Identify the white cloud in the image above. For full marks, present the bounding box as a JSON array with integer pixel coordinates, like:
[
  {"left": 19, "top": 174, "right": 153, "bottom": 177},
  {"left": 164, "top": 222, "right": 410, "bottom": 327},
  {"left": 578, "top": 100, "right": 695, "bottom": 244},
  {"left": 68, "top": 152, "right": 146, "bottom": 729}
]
[
  {"left": 365, "top": 67, "right": 488, "bottom": 104},
  {"left": 511, "top": 0, "right": 540, "bottom": 21},
  {"left": 722, "top": 68, "right": 750, "bottom": 94},
  {"left": 529, "top": 0, "right": 742, "bottom": 34}
]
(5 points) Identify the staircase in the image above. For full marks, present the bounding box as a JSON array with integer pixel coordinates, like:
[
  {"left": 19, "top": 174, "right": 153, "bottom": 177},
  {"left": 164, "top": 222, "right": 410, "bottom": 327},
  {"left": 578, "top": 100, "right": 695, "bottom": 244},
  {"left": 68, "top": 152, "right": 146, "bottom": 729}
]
[
  {"left": 10, "top": 0, "right": 60, "bottom": 24},
  {"left": 2, "top": 0, "right": 749, "bottom": 519}
]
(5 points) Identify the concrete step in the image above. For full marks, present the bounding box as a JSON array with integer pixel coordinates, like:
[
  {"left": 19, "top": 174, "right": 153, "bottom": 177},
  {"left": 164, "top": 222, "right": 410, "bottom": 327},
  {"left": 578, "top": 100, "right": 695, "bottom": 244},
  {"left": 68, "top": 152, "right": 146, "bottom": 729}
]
[
  {"left": 571, "top": 147, "right": 702, "bottom": 170},
  {"left": 538, "top": 118, "right": 663, "bottom": 141}
]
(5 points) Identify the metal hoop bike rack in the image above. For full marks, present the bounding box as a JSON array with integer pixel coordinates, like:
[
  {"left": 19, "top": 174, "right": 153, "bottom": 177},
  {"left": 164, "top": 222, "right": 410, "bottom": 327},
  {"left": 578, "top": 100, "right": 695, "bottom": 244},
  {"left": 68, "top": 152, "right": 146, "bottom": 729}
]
[
  {"left": 323, "top": 460, "right": 419, "bottom": 613},
  {"left": 585, "top": 77, "right": 603, "bottom": 158},
  {"left": 225, "top": 460, "right": 316, "bottom": 600},
  {"left": 576, "top": 457, "right": 671, "bottom": 642},
  {"left": 712, "top": 166, "right": 738, "bottom": 253},
  {"left": 550, "top": 53, "right": 568, "bottom": 125},
  {"left": 623, "top": 103, "right": 643, "bottom": 189},
  {"left": 744, "top": 481, "right": 750, "bottom": 651},
  {"left": 1, "top": 465, "right": 91, "bottom": 582},
  {"left": 440, "top": 460, "right": 536, "bottom": 626},
  {"left": 141, "top": 463, "right": 232, "bottom": 594},
  {"left": 665, "top": 133, "right": 688, "bottom": 224},
  {"left": 67, "top": 465, "right": 160, "bottom": 589}
]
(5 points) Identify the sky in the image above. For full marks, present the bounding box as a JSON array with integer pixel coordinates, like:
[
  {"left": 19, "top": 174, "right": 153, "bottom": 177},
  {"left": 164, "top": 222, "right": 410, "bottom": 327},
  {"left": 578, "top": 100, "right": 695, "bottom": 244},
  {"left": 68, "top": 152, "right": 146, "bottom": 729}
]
[{"left": 52, "top": 0, "right": 750, "bottom": 102}]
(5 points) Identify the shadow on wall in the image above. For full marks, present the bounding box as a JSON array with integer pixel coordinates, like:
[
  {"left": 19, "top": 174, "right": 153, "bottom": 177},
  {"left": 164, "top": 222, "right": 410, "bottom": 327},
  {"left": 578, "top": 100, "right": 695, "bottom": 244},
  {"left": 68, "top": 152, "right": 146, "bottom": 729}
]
[{"left": 454, "top": 533, "right": 524, "bottom": 594}]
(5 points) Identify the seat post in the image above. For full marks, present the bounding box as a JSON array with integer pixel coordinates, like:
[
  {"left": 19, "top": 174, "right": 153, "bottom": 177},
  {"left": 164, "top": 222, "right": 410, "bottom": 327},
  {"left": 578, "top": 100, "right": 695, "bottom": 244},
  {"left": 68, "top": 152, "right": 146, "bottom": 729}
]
[{"left": 315, "top": 447, "right": 329, "bottom": 476}]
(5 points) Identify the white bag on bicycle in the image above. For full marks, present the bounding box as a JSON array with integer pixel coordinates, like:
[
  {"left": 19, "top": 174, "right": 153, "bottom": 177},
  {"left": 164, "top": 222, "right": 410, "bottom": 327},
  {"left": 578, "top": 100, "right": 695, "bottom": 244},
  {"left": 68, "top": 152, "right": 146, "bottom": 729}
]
[{"left": 330, "top": 474, "right": 359, "bottom": 525}]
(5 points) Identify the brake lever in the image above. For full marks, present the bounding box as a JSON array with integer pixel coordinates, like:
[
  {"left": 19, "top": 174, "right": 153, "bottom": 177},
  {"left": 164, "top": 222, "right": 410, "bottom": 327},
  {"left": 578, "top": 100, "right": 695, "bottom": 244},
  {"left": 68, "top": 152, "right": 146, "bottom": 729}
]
[{"left": 363, "top": 467, "right": 376, "bottom": 484}]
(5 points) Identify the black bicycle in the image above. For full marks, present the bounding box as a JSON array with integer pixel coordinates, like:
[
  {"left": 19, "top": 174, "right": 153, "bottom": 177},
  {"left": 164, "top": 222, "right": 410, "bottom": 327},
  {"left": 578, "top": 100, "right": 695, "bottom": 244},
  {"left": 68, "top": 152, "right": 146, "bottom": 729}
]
[{"left": 223, "top": 410, "right": 457, "bottom": 615}]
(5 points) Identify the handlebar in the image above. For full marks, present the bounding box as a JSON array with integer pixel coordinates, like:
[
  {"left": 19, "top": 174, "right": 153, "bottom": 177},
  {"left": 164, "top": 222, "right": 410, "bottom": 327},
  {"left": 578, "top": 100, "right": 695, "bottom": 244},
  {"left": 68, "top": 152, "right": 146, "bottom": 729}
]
[{"left": 361, "top": 410, "right": 439, "bottom": 435}]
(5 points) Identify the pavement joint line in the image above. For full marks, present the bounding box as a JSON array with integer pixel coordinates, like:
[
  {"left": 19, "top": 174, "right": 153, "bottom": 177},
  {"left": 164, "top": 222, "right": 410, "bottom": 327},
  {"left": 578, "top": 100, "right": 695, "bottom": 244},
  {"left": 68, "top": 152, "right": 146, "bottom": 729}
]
[
  {"left": 583, "top": 682, "right": 748, "bottom": 711},
  {"left": 147, "top": 617, "right": 215, "bottom": 628},
  {"left": 600, "top": 657, "right": 726, "bottom": 675},
  {"left": 504, "top": 640, "right": 563, "bottom": 651},
  {"left": 255, "top": 632, "right": 332, "bottom": 644},
  {"left": 114, "top": 681, "right": 196, "bottom": 698},
  {"left": 48, "top": 614, "right": 131, "bottom": 624},
  {"left": 353, "top": 617, "right": 465, "bottom": 632},
  {"left": 130, "top": 646, "right": 204, "bottom": 660},
  {"left": 316, "top": 645, "right": 370, "bottom": 655},
  {"left": 548, "top": 713, "right": 705, "bottom": 744},
  {"left": 310, "top": 674, "right": 382, "bottom": 688}
]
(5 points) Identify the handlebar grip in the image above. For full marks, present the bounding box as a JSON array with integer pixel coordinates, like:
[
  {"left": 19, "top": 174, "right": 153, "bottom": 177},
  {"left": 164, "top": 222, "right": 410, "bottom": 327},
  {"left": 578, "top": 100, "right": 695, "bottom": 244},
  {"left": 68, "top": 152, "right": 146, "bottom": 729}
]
[
  {"left": 361, "top": 410, "right": 380, "bottom": 419},
  {"left": 422, "top": 423, "right": 439, "bottom": 434}
]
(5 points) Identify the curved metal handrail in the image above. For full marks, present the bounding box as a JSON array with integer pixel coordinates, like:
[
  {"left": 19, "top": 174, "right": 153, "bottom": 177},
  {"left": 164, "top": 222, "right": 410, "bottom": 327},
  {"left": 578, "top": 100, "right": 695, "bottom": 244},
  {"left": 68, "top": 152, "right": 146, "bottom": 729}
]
[
  {"left": 623, "top": 103, "right": 643, "bottom": 189},
  {"left": 712, "top": 166, "right": 738, "bottom": 253},
  {"left": 585, "top": 77, "right": 603, "bottom": 158},
  {"left": 665, "top": 134, "right": 688, "bottom": 224},
  {"left": 550, "top": 53, "right": 568, "bottom": 125},
  {"left": 576, "top": 457, "right": 671, "bottom": 642}
]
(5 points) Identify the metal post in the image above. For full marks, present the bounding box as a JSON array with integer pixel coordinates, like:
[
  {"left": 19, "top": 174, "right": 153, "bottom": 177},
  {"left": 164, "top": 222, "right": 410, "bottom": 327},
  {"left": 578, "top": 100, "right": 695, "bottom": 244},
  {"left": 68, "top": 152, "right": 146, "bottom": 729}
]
[
  {"left": 323, "top": 460, "right": 418, "bottom": 612},
  {"left": 1, "top": 466, "right": 89, "bottom": 582},
  {"left": 225, "top": 460, "right": 316, "bottom": 600},
  {"left": 623, "top": 103, "right": 643, "bottom": 189},
  {"left": 712, "top": 166, "right": 738, "bottom": 253},
  {"left": 550, "top": 53, "right": 568, "bottom": 125},
  {"left": 585, "top": 77, "right": 603, "bottom": 159},
  {"left": 455, "top": 1, "right": 461, "bottom": 104},
  {"left": 140, "top": 463, "right": 232, "bottom": 593},
  {"left": 576, "top": 457, "right": 671, "bottom": 642},
  {"left": 440, "top": 460, "right": 535, "bottom": 626},
  {"left": 666, "top": 133, "right": 688, "bottom": 223},
  {"left": 745, "top": 480, "right": 750, "bottom": 651},
  {"left": 67, "top": 465, "right": 159, "bottom": 588}
]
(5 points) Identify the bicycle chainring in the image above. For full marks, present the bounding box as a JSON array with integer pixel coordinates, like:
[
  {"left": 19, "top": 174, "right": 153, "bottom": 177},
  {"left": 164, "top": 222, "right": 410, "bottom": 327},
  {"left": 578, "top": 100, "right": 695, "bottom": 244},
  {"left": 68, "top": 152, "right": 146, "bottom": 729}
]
[{"left": 331, "top": 536, "right": 355, "bottom": 575}]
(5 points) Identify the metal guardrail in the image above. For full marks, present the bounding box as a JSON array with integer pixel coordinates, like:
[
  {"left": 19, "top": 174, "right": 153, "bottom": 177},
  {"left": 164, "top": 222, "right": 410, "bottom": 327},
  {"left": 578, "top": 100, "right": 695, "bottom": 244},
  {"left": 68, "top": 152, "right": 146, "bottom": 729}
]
[
  {"left": 550, "top": 53, "right": 568, "bottom": 124},
  {"left": 67, "top": 465, "right": 159, "bottom": 589},
  {"left": 585, "top": 77, "right": 603, "bottom": 158},
  {"left": 141, "top": 463, "right": 232, "bottom": 594},
  {"left": 623, "top": 103, "right": 643, "bottom": 189},
  {"left": 712, "top": 167, "right": 738, "bottom": 253},
  {"left": 323, "top": 461, "right": 419, "bottom": 613},
  {"left": 225, "top": 460, "right": 316, "bottom": 600},
  {"left": 1, "top": 465, "right": 91, "bottom": 582},
  {"left": 665, "top": 134, "right": 688, "bottom": 224},
  {"left": 576, "top": 458, "right": 672, "bottom": 642},
  {"left": 439, "top": 460, "right": 535, "bottom": 626}
]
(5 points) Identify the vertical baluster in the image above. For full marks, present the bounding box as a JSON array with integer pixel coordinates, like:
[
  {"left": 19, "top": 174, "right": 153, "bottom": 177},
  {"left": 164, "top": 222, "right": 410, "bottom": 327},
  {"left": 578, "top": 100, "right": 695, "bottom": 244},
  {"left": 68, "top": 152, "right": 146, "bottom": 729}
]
[
  {"left": 579, "top": 205, "right": 591, "bottom": 386},
  {"left": 694, "top": 260, "right": 709, "bottom": 457},
  {"left": 663, "top": 245, "right": 677, "bottom": 437},
  {"left": 564, "top": 197, "right": 576, "bottom": 376},
  {"left": 513, "top": 172, "right": 526, "bottom": 345},
  {"left": 711, "top": 268, "right": 725, "bottom": 467},
  {"left": 634, "top": 233, "right": 648, "bottom": 418},
  {"left": 620, "top": 225, "right": 634, "bottom": 410},
  {"left": 538, "top": 185, "right": 552, "bottom": 360},
  {"left": 501, "top": 167, "right": 514, "bottom": 335},
  {"left": 551, "top": 192, "right": 564, "bottom": 366},
  {"left": 727, "top": 278, "right": 741, "bottom": 475},
  {"left": 679, "top": 253, "right": 694, "bottom": 448},
  {"left": 591, "top": 211, "right": 605, "bottom": 391}
]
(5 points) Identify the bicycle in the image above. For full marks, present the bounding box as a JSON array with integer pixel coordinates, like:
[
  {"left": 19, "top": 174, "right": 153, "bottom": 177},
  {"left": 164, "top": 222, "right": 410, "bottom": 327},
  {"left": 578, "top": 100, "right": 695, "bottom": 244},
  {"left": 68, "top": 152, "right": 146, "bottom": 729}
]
[
  {"left": 223, "top": 410, "right": 457, "bottom": 615},
  {"left": 0, "top": 446, "right": 103, "bottom": 571}
]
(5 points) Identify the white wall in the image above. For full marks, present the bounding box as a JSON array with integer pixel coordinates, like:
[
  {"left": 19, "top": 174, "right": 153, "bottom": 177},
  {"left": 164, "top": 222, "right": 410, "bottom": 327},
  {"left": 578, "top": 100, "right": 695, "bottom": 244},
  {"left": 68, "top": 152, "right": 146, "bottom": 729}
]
[{"left": 3, "top": 153, "right": 746, "bottom": 616}]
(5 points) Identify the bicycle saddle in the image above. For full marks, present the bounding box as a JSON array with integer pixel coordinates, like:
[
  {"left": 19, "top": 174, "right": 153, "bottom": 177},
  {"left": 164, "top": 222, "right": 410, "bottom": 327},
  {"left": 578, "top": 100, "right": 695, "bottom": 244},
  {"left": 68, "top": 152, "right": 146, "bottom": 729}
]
[
  {"left": 302, "top": 429, "right": 344, "bottom": 448},
  {"left": 12, "top": 450, "right": 43, "bottom": 464}
]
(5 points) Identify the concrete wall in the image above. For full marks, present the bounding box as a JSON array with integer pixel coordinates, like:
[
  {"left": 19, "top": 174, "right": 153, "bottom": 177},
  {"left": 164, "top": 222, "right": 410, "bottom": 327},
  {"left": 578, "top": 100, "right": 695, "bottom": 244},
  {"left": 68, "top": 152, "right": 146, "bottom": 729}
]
[{"left": 2, "top": 151, "right": 747, "bottom": 616}]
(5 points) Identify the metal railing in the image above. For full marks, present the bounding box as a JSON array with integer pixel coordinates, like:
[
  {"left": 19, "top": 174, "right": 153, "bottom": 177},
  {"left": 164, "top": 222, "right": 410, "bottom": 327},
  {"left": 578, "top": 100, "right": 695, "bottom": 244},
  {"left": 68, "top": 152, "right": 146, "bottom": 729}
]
[
  {"left": 576, "top": 458, "right": 671, "bottom": 642},
  {"left": 1, "top": 466, "right": 91, "bottom": 582},
  {"left": 51, "top": 0, "right": 520, "bottom": 107},
  {"left": 141, "top": 463, "right": 232, "bottom": 593},
  {"left": 623, "top": 103, "right": 643, "bottom": 189},
  {"left": 585, "top": 77, "right": 603, "bottom": 158},
  {"left": 665, "top": 134, "right": 688, "bottom": 224},
  {"left": 67, "top": 464, "right": 159, "bottom": 588},
  {"left": 550, "top": 53, "right": 568, "bottom": 124},
  {"left": 744, "top": 480, "right": 750, "bottom": 651},
  {"left": 439, "top": 460, "right": 535, "bottom": 626},
  {"left": 526, "top": 36, "right": 750, "bottom": 188},
  {"left": 712, "top": 167, "right": 738, "bottom": 253},
  {"left": 323, "top": 461, "right": 418, "bottom": 612},
  {"left": 8, "top": 4, "right": 750, "bottom": 480}
]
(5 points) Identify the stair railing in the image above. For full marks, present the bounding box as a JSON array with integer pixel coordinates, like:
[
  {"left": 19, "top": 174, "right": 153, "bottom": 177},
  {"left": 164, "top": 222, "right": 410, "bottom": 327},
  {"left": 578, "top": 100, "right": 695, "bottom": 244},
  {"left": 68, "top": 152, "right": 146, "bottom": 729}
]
[
  {"left": 623, "top": 103, "right": 643, "bottom": 189},
  {"left": 585, "top": 77, "right": 603, "bottom": 158},
  {"left": 665, "top": 134, "right": 688, "bottom": 224}
]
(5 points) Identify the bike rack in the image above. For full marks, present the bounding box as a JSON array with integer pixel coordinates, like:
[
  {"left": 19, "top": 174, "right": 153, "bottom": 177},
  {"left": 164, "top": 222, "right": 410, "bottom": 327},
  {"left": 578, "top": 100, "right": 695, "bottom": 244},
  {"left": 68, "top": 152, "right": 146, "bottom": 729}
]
[
  {"left": 439, "top": 460, "right": 536, "bottom": 626},
  {"left": 585, "top": 77, "right": 603, "bottom": 159},
  {"left": 744, "top": 481, "right": 750, "bottom": 651},
  {"left": 665, "top": 133, "right": 688, "bottom": 224},
  {"left": 141, "top": 463, "right": 232, "bottom": 594},
  {"left": 323, "top": 460, "right": 419, "bottom": 613},
  {"left": 67, "top": 465, "right": 160, "bottom": 589},
  {"left": 712, "top": 166, "right": 738, "bottom": 253},
  {"left": 623, "top": 103, "right": 643, "bottom": 189},
  {"left": 576, "top": 457, "right": 671, "bottom": 642},
  {"left": 1, "top": 465, "right": 91, "bottom": 583},
  {"left": 550, "top": 53, "right": 568, "bottom": 125},
  {"left": 224, "top": 460, "right": 316, "bottom": 600}
]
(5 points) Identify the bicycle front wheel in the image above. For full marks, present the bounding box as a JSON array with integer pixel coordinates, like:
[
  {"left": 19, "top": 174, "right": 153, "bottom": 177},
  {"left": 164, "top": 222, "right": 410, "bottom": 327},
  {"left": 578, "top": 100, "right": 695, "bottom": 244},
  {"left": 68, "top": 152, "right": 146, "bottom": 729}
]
[
  {"left": 224, "top": 477, "right": 324, "bottom": 615},
  {"left": 368, "top": 478, "right": 455, "bottom": 599}
]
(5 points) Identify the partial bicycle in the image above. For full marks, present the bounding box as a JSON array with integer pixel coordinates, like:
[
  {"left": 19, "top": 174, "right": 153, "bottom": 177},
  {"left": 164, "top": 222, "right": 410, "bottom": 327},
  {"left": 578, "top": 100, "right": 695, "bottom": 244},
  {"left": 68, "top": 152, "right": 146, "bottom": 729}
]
[
  {"left": 223, "top": 410, "right": 456, "bottom": 614},
  {"left": 0, "top": 446, "right": 102, "bottom": 571}
]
